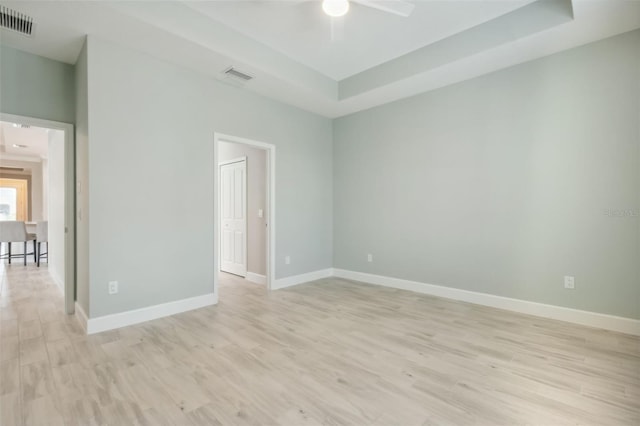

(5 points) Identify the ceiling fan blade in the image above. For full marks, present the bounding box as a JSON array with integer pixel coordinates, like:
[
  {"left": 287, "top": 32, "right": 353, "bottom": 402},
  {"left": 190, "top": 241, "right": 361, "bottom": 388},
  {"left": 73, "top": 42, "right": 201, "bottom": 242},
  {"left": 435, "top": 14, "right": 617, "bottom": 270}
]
[{"left": 351, "top": 0, "right": 415, "bottom": 17}]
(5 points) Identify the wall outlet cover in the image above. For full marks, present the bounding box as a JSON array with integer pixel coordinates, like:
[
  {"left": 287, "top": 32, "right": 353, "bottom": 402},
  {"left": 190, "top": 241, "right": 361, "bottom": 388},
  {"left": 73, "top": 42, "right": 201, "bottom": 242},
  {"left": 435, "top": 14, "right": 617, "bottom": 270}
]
[{"left": 564, "top": 276, "right": 575, "bottom": 289}]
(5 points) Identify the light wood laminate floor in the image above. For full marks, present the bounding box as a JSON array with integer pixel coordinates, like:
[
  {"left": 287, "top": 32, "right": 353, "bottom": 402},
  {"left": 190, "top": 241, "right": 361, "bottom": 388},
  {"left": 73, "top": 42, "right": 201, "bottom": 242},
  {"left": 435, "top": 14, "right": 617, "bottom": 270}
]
[{"left": 1, "top": 265, "right": 638, "bottom": 425}]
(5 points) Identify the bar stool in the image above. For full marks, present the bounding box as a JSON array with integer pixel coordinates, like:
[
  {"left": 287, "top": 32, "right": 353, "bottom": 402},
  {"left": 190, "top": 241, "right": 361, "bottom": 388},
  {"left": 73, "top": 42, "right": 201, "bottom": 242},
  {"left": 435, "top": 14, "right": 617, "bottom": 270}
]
[
  {"left": 36, "top": 221, "right": 48, "bottom": 267},
  {"left": 0, "top": 221, "right": 36, "bottom": 265}
]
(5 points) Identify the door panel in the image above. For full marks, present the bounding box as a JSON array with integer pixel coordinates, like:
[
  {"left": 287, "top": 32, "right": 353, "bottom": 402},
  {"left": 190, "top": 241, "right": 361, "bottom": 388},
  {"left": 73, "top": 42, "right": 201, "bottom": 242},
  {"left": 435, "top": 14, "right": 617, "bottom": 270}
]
[{"left": 220, "top": 159, "right": 247, "bottom": 276}]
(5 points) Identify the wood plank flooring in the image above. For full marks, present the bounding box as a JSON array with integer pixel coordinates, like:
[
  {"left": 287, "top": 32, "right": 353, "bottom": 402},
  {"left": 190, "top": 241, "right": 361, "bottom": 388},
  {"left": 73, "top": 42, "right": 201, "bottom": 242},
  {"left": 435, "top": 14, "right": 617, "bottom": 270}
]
[{"left": 1, "top": 265, "right": 638, "bottom": 425}]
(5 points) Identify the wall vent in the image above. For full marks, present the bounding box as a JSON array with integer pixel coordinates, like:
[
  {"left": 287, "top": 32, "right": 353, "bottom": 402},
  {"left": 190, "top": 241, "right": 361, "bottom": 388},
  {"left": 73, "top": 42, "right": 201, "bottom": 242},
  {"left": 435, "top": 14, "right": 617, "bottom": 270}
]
[
  {"left": 0, "top": 5, "right": 34, "bottom": 36},
  {"left": 224, "top": 67, "right": 254, "bottom": 82}
]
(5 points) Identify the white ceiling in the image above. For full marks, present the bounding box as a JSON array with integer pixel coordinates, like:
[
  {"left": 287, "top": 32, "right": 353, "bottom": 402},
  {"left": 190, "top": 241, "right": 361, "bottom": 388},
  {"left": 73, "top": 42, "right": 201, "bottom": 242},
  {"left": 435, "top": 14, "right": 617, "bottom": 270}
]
[
  {"left": 0, "top": 1, "right": 639, "bottom": 118},
  {"left": 185, "top": 0, "right": 535, "bottom": 80},
  {"left": 0, "top": 122, "right": 50, "bottom": 161}
]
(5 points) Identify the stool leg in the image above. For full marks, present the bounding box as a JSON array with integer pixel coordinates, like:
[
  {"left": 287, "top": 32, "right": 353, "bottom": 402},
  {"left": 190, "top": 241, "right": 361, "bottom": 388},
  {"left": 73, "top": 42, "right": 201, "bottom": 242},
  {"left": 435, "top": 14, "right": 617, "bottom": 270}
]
[
  {"left": 37, "top": 242, "right": 40, "bottom": 267},
  {"left": 33, "top": 240, "right": 37, "bottom": 263},
  {"left": 8, "top": 242, "right": 11, "bottom": 265},
  {"left": 24, "top": 241, "right": 27, "bottom": 266}
]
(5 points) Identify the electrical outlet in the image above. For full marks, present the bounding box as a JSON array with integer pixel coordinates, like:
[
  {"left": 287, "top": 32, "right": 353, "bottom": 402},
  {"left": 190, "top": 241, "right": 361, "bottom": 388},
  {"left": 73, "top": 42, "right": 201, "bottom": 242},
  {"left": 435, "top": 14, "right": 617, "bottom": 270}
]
[
  {"left": 258, "top": 209, "right": 263, "bottom": 218},
  {"left": 564, "top": 276, "right": 575, "bottom": 289},
  {"left": 285, "top": 256, "right": 291, "bottom": 265},
  {"left": 367, "top": 254, "right": 373, "bottom": 262},
  {"left": 108, "top": 281, "right": 119, "bottom": 295}
]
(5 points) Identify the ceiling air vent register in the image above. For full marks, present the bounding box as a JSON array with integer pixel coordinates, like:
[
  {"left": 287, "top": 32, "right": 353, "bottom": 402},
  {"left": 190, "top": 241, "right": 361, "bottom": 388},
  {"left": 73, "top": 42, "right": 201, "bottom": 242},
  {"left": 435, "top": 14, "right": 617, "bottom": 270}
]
[
  {"left": 0, "top": 5, "right": 34, "bottom": 36},
  {"left": 224, "top": 67, "right": 254, "bottom": 82}
]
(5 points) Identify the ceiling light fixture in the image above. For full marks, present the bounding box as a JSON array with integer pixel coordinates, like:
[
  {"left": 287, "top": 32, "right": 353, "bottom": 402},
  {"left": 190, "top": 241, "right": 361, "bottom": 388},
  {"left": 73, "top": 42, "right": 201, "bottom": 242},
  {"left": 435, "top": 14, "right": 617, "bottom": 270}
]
[
  {"left": 12, "top": 144, "right": 28, "bottom": 149},
  {"left": 322, "top": 0, "right": 349, "bottom": 17}
]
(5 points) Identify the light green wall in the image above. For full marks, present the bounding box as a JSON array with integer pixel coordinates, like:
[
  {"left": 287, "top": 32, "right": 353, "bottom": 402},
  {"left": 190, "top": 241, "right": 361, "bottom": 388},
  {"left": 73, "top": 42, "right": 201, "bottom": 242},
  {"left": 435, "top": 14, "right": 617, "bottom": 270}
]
[
  {"left": 85, "top": 37, "right": 333, "bottom": 318},
  {"left": 4, "top": 30, "right": 638, "bottom": 321},
  {"left": 334, "top": 30, "right": 640, "bottom": 319},
  {"left": 0, "top": 45, "right": 75, "bottom": 123}
]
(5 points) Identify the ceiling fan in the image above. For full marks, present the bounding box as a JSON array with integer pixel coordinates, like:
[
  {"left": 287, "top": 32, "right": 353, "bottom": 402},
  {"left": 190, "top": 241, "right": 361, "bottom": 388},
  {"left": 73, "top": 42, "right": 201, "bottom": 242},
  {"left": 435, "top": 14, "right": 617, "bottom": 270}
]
[
  {"left": 321, "top": 0, "right": 415, "bottom": 18},
  {"left": 319, "top": 0, "right": 414, "bottom": 41}
]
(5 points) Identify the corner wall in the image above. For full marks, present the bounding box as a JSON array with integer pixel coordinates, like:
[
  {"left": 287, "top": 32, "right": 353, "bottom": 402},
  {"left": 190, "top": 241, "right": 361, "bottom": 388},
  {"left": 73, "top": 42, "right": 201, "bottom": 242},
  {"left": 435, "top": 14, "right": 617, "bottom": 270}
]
[
  {"left": 74, "top": 39, "right": 90, "bottom": 316},
  {"left": 85, "top": 37, "right": 333, "bottom": 318}
]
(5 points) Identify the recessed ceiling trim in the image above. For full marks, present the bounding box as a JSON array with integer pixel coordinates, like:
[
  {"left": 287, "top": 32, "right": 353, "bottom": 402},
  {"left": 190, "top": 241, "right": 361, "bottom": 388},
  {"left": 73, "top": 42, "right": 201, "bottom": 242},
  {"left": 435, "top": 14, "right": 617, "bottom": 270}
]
[
  {"left": 103, "top": 1, "right": 338, "bottom": 99},
  {"left": 0, "top": 0, "right": 638, "bottom": 118},
  {"left": 339, "top": 0, "right": 574, "bottom": 100}
]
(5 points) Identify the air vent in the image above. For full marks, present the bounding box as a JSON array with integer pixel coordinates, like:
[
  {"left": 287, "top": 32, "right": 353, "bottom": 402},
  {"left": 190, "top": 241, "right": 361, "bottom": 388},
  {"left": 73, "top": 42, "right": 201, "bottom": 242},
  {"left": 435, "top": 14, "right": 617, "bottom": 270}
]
[
  {"left": 224, "top": 67, "right": 254, "bottom": 82},
  {"left": 0, "top": 166, "right": 25, "bottom": 172},
  {"left": 0, "top": 5, "right": 34, "bottom": 36}
]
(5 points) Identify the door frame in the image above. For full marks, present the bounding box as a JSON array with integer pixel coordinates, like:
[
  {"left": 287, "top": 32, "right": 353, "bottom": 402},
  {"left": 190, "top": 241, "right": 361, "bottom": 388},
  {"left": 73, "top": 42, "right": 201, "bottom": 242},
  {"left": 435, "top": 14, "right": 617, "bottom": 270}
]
[
  {"left": 0, "top": 113, "right": 76, "bottom": 314},
  {"left": 213, "top": 133, "right": 275, "bottom": 293},
  {"left": 218, "top": 156, "right": 247, "bottom": 277}
]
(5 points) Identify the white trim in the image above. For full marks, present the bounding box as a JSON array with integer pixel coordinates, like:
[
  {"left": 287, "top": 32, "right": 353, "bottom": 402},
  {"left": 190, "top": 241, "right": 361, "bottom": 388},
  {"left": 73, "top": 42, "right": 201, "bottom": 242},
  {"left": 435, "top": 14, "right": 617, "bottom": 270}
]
[
  {"left": 74, "top": 302, "right": 88, "bottom": 333},
  {"left": 273, "top": 268, "right": 334, "bottom": 290},
  {"left": 214, "top": 133, "right": 276, "bottom": 293},
  {"left": 50, "top": 270, "right": 64, "bottom": 295},
  {"left": 85, "top": 293, "right": 217, "bottom": 335},
  {"left": 246, "top": 272, "right": 267, "bottom": 285},
  {"left": 333, "top": 269, "right": 640, "bottom": 336},
  {"left": 0, "top": 113, "right": 76, "bottom": 315}
]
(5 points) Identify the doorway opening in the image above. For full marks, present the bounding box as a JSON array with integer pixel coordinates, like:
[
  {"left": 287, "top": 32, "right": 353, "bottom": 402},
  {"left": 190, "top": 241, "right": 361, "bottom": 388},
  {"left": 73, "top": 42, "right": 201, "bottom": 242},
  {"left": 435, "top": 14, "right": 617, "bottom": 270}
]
[
  {"left": 214, "top": 133, "right": 275, "bottom": 297},
  {"left": 0, "top": 113, "right": 75, "bottom": 314}
]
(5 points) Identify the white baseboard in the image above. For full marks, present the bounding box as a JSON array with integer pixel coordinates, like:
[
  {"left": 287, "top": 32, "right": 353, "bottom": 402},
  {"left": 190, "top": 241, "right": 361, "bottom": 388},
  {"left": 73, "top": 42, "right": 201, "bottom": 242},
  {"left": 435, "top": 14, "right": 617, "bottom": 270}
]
[
  {"left": 74, "top": 301, "right": 88, "bottom": 333},
  {"left": 272, "top": 268, "right": 334, "bottom": 290},
  {"left": 246, "top": 272, "right": 267, "bottom": 285},
  {"left": 333, "top": 269, "right": 640, "bottom": 336},
  {"left": 85, "top": 293, "right": 217, "bottom": 335},
  {"left": 50, "top": 271, "right": 64, "bottom": 296}
]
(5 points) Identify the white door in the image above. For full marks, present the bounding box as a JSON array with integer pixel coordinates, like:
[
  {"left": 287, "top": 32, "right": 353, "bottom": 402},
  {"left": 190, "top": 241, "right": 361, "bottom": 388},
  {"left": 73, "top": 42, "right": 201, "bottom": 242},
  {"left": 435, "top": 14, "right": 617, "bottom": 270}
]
[{"left": 220, "top": 158, "right": 247, "bottom": 277}]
